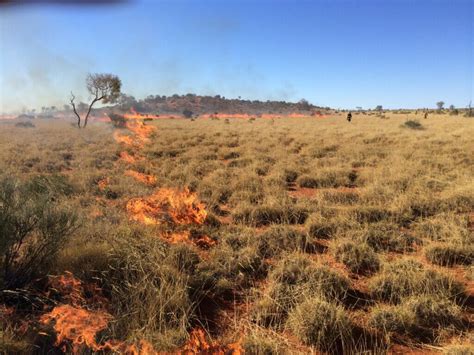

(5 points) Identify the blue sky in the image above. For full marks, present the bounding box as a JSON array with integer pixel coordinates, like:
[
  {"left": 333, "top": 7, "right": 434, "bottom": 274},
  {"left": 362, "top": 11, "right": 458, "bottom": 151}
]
[{"left": 0, "top": 0, "right": 472, "bottom": 113}]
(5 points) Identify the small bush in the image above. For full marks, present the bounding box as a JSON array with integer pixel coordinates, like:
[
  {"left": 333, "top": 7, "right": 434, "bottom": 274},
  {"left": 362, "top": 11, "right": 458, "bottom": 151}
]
[
  {"left": 402, "top": 120, "right": 424, "bottom": 130},
  {"left": 283, "top": 169, "right": 298, "bottom": 184},
  {"left": 425, "top": 244, "right": 474, "bottom": 266},
  {"left": 334, "top": 241, "right": 380, "bottom": 274},
  {"left": 286, "top": 297, "right": 352, "bottom": 353},
  {"left": 108, "top": 113, "right": 127, "bottom": 128},
  {"left": 0, "top": 176, "right": 78, "bottom": 289},
  {"left": 14, "top": 121, "right": 35, "bottom": 128}
]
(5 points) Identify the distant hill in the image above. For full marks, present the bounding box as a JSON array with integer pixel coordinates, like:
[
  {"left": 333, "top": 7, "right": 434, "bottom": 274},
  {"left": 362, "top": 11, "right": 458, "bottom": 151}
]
[{"left": 108, "top": 94, "right": 330, "bottom": 116}]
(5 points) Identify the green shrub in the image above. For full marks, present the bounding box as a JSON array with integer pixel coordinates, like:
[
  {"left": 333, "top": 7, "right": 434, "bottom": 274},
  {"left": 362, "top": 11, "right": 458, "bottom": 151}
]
[
  {"left": 286, "top": 297, "right": 352, "bottom": 353},
  {"left": 335, "top": 241, "right": 380, "bottom": 274},
  {"left": 0, "top": 176, "right": 78, "bottom": 289}
]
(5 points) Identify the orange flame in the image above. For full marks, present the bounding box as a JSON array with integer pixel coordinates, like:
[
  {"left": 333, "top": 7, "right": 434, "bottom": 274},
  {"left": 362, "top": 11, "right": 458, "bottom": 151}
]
[
  {"left": 125, "top": 120, "right": 156, "bottom": 142},
  {"left": 123, "top": 107, "right": 162, "bottom": 120},
  {"left": 40, "top": 272, "right": 158, "bottom": 354},
  {"left": 97, "top": 177, "right": 109, "bottom": 191},
  {"left": 179, "top": 328, "right": 243, "bottom": 355},
  {"left": 114, "top": 131, "right": 138, "bottom": 147},
  {"left": 126, "top": 188, "right": 207, "bottom": 226},
  {"left": 40, "top": 305, "right": 112, "bottom": 353},
  {"left": 48, "top": 271, "right": 84, "bottom": 305},
  {"left": 163, "top": 231, "right": 216, "bottom": 248},
  {"left": 125, "top": 170, "right": 157, "bottom": 186}
]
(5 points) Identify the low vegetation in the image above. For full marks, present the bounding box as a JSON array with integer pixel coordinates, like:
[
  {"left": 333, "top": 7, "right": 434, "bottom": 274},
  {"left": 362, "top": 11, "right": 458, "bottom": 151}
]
[{"left": 0, "top": 112, "right": 472, "bottom": 353}]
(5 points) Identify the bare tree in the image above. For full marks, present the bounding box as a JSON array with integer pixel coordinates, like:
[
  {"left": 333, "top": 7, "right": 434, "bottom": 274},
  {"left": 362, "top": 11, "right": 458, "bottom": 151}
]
[{"left": 70, "top": 73, "right": 121, "bottom": 128}]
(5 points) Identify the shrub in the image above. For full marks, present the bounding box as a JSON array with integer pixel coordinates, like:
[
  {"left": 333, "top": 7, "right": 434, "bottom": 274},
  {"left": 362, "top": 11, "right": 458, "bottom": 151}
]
[
  {"left": 402, "top": 120, "right": 424, "bottom": 130},
  {"left": 283, "top": 169, "right": 298, "bottom": 184},
  {"left": 28, "top": 174, "right": 76, "bottom": 196},
  {"left": 0, "top": 176, "right": 78, "bottom": 289},
  {"left": 286, "top": 297, "right": 352, "bottom": 353},
  {"left": 182, "top": 109, "right": 193, "bottom": 118},
  {"left": 368, "top": 259, "right": 464, "bottom": 303},
  {"left": 425, "top": 244, "right": 474, "bottom": 266},
  {"left": 334, "top": 241, "right": 380, "bottom": 274},
  {"left": 14, "top": 121, "right": 35, "bottom": 128}
]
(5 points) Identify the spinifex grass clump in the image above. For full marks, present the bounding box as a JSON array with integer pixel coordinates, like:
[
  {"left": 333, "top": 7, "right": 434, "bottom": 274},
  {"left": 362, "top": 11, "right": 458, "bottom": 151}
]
[
  {"left": 425, "top": 244, "right": 474, "bottom": 266},
  {"left": 286, "top": 296, "right": 353, "bottom": 353},
  {"left": 257, "top": 225, "right": 315, "bottom": 257},
  {"left": 369, "top": 295, "right": 463, "bottom": 341},
  {"left": 334, "top": 241, "right": 380, "bottom": 275},
  {"left": 368, "top": 259, "right": 464, "bottom": 304},
  {"left": 253, "top": 253, "right": 349, "bottom": 327}
]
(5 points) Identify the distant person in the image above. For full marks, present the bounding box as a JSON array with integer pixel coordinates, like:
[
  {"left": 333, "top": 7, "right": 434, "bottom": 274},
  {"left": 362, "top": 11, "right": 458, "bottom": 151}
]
[
  {"left": 424, "top": 112, "right": 428, "bottom": 119},
  {"left": 347, "top": 112, "right": 352, "bottom": 122}
]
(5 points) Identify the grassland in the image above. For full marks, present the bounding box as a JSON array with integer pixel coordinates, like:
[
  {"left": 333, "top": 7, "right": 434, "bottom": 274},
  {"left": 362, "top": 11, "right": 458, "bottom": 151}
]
[{"left": 1, "top": 111, "right": 473, "bottom": 354}]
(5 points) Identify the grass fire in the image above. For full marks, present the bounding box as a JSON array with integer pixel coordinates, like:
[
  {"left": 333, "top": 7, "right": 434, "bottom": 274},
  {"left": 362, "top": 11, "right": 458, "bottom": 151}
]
[{"left": 1, "top": 1, "right": 473, "bottom": 354}]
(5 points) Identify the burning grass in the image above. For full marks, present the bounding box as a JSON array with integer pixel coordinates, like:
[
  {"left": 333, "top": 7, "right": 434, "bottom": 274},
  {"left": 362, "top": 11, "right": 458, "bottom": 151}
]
[
  {"left": 126, "top": 187, "right": 207, "bottom": 226},
  {"left": 125, "top": 169, "right": 157, "bottom": 186}
]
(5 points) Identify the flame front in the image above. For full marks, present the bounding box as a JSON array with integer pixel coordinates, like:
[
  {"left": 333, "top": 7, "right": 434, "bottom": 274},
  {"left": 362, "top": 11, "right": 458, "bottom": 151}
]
[
  {"left": 125, "top": 170, "right": 157, "bottom": 186},
  {"left": 179, "top": 328, "right": 243, "bottom": 354},
  {"left": 127, "top": 188, "right": 207, "bottom": 226},
  {"left": 40, "top": 305, "right": 112, "bottom": 353}
]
